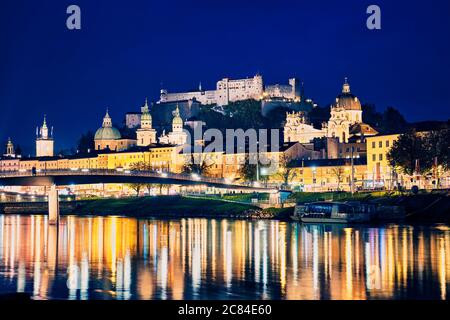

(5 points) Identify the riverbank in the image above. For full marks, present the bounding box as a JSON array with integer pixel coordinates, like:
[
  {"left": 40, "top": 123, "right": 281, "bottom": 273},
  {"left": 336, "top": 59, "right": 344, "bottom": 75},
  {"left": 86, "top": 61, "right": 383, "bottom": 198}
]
[
  {"left": 76, "top": 196, "right": 272, "bottom": 219},
  {"left": 288, "top": 191, "right": 450, "bottom": 223},
  {"left": 0, "top": 191, "right": 448, "bottom": 222},
  {"left": 0, "top": 196, "right": 276, "bottom": 219}
]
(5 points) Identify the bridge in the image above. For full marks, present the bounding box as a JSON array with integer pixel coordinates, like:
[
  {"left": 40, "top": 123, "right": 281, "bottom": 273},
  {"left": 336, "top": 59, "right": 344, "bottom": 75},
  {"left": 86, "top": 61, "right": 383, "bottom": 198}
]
[
  {"left": 0, "top": 170, "right": 282, "bottom": 224},
  {"left": 0, "top": 169, "right": 273, "bottom": 191}
]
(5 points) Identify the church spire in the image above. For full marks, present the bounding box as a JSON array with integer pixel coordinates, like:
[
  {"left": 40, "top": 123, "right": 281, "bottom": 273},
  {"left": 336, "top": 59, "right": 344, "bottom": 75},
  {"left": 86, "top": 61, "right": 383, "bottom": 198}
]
[
  {"left": 174, "top": 104, "right": 180, "bottom": 117},
  {"left": 342, "top": 77, "right": 351, "bottom": 93},
  {"left": 39, "top": 115, "right": 49, "bottom": 139},
  {"left": 142, "top": 97, "right": 149, "bottom": 112},
  {"left": 140, "top": 97, "right": 152, "bottom": 129},
  {"left": 103, "top": 108, "right": 112, "bottom": 127}
]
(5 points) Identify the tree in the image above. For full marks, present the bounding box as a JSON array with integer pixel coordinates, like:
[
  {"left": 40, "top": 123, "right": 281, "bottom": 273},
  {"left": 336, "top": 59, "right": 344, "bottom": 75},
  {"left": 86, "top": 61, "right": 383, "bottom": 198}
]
[
  {"left": 77, "top": 131, "right": 95, "bottom": 153},
  {"left": 127, "top": 183, "right": 143, "bottom": 196},
  {"left": 142, "top": 183, "right": 167, "bottom": 195},
  {"left": 331, "top": 167, "right": 345, "bottom": 190},
  {"left": 182, "top": 154, "right": 213, "bottom": 176},
  {"left": 381, "top": 107, "right": 408, "bottom": 133},
  {"left": 387, "top": 131, "right": 429, "bottom": 175},
  {"left": 224, "top": 99, "right": 265, "bottom": 129},
  {"left": 424, "top": 129, "right": 450, "bottom": 171},
  {"left": 308, "top": 105, "right": 330, "bottom": 124},
  {"left": 14, "top": 144, "right": 22, "bottom": 156},
  {"left": 144, "top": 183, "right": 154, "bottom": 195},
  {"left": 276, "top": 154, "right": 297, "bottom": 187},
  {"left": 196, "top": 99, "right": 266, "bottom": 131},
  {"left": 239, "top": 155, "right": 258, "bottom": 182},
  {"left": 130, "top": 161, "right": 152, "bottom": 172},
  {"left": 238, "top": 154, "right": 272, "bottom": 183},
  {"left": 362, "top": 104, "right": 382, "bottom": 129},
  {"left": 264, "top": 107, "right": 292, "bottom": 129}
]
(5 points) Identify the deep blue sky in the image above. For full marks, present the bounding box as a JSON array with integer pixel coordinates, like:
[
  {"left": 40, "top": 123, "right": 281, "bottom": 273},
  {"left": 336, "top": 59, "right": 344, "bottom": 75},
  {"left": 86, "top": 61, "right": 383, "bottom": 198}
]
[{"left": 1, "top": 0, "right": 450, "bottom": 154}]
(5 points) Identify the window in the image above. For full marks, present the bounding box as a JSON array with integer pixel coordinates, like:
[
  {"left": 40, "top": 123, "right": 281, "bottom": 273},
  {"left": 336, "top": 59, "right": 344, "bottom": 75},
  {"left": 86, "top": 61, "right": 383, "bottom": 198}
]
[
  {"left": 372, "top": 142, "right": 376, "bottom": 149},
  {"left": 386, "top": 140, "right": 390, "bottom": 148},
  {"left": 372, "top": 154, "right": 376, "bottom": 162},
  {"left": 379, "top": 154, "right": 383, "bottom": 161},
  {"left": 379, "top": 141, "right": 382, "bottom": 148}
]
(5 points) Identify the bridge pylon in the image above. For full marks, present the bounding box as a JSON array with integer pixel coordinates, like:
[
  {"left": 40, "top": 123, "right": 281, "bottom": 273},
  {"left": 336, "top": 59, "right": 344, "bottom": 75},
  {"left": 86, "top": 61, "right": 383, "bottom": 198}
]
[{"left": 48, "top": 184, "right": 60, "bottom": 225}]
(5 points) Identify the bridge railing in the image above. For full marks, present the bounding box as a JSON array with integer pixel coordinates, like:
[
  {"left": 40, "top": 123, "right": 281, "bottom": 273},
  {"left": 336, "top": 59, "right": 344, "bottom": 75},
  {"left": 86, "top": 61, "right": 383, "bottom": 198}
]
[{"left": 0, "top": 169, "right": 267, "bottom": 189}]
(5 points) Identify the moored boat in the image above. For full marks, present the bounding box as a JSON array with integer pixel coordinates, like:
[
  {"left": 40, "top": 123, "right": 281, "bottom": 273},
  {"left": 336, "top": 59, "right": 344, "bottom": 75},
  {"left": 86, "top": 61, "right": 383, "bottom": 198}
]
[{"left": 291, "top": 201, "right": 375, "bottom": 223}]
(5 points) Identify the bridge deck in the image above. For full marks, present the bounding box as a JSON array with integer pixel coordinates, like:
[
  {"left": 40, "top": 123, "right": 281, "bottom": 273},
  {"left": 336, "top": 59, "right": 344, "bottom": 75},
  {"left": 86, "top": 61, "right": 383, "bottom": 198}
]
[{"left": 0, "top": 169, "right": 275, "bottom": 192}]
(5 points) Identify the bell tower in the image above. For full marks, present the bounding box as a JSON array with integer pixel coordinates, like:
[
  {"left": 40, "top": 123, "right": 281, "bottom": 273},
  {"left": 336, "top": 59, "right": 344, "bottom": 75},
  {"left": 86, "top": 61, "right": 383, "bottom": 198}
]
[
  {"left": 36, "top": 115, "right": 54, "bottom": 157},
  {"left": 4, "top": 138, "right": 15, "bottom": 157},
  {"left": 136, "top": 98, "right": 157, "bottom": 146}
]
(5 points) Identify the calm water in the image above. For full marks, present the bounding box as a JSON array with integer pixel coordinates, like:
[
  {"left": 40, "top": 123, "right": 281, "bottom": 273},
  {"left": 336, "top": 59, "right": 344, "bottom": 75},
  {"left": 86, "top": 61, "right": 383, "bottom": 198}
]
[{"left": 0, "top": 215, "right": 449, "bottom": 300}]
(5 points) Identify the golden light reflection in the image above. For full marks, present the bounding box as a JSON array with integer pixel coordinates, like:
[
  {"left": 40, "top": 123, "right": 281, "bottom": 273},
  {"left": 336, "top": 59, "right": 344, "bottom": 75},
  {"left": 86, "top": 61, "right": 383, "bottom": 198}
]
[{"left": 0, "top": 215, "right": 448, "bottom": 300}]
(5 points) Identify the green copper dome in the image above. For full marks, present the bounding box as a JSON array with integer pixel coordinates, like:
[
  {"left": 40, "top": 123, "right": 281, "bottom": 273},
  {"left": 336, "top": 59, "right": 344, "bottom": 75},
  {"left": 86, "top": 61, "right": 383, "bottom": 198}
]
[
  {"left": 94, "top": 110, "right": 122, "bottom": 140},
  {"left": 172, "top": 104, "right": 183, "bottom": 125},
  {"left": 94, "top": 127, "right": 121, "bottom": 140}
]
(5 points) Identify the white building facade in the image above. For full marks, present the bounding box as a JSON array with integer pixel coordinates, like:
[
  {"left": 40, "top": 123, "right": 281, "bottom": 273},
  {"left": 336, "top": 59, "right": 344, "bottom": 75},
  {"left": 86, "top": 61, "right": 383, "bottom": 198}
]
[
  {"left": 36, "top": 116, "right": 54, "bottom": 157},
  {"left": 284, "top": 111, "right": 326, "bottom": 143},
  {"left": 136, "top": 99, "right": 157, "bottom": 146},
  {"left": 159, "top": 105, "right": 188, "bottom": 146}
]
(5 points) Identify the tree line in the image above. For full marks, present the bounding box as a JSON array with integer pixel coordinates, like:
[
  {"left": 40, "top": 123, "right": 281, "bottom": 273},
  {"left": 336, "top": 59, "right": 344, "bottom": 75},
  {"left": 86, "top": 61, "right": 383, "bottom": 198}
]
[{"left": 388, "top": 129, "right": 450, "bottom": 176}]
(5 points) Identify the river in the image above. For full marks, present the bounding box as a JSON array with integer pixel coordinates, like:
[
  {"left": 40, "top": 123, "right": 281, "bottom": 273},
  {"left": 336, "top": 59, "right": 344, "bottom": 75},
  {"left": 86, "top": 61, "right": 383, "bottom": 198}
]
[{"left": 0, "top": 215, "right": 449, "bottom": 300}]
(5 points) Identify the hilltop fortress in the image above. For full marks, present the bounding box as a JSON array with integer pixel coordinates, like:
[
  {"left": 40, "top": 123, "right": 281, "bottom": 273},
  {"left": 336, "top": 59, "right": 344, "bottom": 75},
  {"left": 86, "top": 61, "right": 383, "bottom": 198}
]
[{"left": 158, "top": 74, "right": 301, "bottom": 106}]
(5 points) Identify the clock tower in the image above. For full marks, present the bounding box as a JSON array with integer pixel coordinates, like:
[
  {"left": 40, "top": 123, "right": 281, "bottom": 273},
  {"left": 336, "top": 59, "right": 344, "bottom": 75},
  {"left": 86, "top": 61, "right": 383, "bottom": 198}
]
[{"left": 36, "top": 115, "right": 54, "bottom": 157}]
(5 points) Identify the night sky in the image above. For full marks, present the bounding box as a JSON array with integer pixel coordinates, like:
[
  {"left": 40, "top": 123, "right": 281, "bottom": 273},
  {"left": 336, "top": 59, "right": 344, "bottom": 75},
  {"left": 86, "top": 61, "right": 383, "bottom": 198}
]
[{"left": 1, "top": 0, "right": 450, "bottom": 154}]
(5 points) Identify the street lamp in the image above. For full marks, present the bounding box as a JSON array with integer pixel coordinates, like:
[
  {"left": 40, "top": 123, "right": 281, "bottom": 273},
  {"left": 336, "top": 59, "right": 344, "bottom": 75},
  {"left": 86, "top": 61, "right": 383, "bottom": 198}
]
[{"left": 312, "top": 166, "right": 317, "bottom": 193}]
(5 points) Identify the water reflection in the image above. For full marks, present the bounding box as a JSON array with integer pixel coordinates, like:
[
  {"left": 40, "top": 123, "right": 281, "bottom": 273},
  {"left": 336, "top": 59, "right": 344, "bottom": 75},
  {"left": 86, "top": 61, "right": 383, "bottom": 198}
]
[{"left": 0, "top": 215, "right": 449, "bottom": 300}]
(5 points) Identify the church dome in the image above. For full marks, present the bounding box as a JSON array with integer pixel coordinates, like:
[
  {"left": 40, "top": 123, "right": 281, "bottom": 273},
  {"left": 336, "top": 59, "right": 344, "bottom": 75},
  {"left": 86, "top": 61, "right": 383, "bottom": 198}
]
[
  {"left": 172, "top": 105, "right": 183, "bottom": 125},
  {"left": 333, "top": 78, "right": 362, "bottom": 111},
  {"left": 141, "top": 111, "right": 152, "bottom": 122},
  {"left": 94, "top": 127, "right": 121, "bottom": 140},
  {"left": 95, "top": 110, "right": 122, "bottom": 140}
]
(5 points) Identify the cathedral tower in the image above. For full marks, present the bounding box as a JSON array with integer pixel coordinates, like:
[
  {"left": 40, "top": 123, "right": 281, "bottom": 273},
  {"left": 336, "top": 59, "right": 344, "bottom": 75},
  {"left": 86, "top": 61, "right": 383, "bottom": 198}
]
[
  {"left": 137, "top": 98, "right": 157, "bottom": 146},
  {"left": 159, "top": 104, "right": 188, "bottom": 145},
  {"left": 172, "top": 104, "right": 183, "bottom": 133},
  {"left": 327, "top": 78, "right": 363, "bottom": 143},
  {"left": 4, "top": 138, "right": 15, "bottom": 157}
]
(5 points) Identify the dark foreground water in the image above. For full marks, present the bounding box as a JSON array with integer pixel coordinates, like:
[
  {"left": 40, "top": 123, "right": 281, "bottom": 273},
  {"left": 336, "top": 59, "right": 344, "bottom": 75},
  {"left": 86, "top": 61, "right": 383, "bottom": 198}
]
[{"left": 0, "top": 215, "right": 449, "bottom": 300}]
